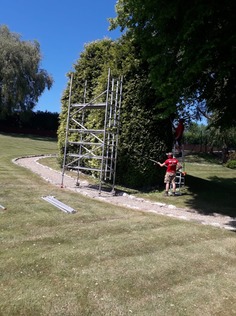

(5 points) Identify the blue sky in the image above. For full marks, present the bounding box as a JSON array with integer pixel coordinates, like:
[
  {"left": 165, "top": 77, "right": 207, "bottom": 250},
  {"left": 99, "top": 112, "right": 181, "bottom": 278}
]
[{"left": 0, "top": 0, "right": 121, "bottom": 113}]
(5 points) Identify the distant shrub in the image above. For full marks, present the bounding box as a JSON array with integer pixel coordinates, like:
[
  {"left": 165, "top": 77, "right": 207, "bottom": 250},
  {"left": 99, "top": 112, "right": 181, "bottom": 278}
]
[
  {"left": 228, "top": 152, "right": 236, "bottom": 160},
  {"left": 226, "top": 160, "right": 236, "bottom": 169}
]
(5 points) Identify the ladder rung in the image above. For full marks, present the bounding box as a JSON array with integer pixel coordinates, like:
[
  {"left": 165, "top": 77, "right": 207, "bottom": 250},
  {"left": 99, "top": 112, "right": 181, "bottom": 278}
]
[
  {"left": 69, "top": 129, "right": 104, "bottom": 133},
  {"left": 70, "top": 166, "right": 103, "bottom": 172},
  {"left": 71, "top": 103, "right": 106, "bottom": 109},
  {"left": 68, "top": 154, "right": 104, "bottom": 159},
  {"left": 68, "top": 141, "right": 103, "bottom": 146}
]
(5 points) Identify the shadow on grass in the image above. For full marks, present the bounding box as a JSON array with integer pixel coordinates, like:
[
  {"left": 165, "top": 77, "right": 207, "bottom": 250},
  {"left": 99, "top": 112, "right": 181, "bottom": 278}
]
[
  {"left": 0, "top": 132, "right": 57, "bottom": 142},
  {"left": 185, "top": 174, "right": 236, "bottom": 217},
  {"left": 86, "top": 183, "right": 137, "bottom": 196}
]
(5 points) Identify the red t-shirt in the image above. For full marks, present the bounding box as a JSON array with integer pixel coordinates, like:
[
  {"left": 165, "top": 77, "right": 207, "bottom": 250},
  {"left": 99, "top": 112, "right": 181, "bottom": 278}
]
[{"left": 164, "top": 158, "right": 179, "bottom": 173}]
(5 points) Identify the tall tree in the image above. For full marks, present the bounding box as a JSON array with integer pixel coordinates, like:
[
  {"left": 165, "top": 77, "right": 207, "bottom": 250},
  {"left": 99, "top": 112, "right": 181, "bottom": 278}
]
[
  {"left": 58, "top": 37, "right": 172, "bottom": 188},
  {"left": 0, "top": 25, "right": 53, "bottom": 116},
  {"left": 110, "top": 0, "right": 236, "bottom": 128}
]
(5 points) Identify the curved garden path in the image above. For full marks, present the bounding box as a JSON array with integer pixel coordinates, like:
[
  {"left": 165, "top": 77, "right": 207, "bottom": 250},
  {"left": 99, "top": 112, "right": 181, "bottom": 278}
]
[{"left": 13, "top": 155, "right": 236, "bottom": 232}]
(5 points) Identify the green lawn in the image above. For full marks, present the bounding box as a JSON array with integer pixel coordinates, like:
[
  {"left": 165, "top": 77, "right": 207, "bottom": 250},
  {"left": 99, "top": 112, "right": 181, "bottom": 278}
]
[
  {"left": 41, "top": 152, "right": 236, "bottom": 217},
  {"left": 135, "top": 155, "right": 236, "bottom": 218},
  {"left": 0, "top": 133, "right": 236, "bottom": 316}
]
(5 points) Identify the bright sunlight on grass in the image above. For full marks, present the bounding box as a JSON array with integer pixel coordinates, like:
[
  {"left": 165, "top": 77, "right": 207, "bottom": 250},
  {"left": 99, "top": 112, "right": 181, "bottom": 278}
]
[
  {"left": 135, "top": 154, "right": 236, "bottom": 217},
  {"left": 0, "top": 133, "right": 236, "bottom": 316}
]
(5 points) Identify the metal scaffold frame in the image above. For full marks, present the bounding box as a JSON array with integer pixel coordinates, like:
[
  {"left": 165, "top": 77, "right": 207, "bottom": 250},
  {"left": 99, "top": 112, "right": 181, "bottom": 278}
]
[{"left": 61, "top": 69, "right": 123, "bottom": 194}]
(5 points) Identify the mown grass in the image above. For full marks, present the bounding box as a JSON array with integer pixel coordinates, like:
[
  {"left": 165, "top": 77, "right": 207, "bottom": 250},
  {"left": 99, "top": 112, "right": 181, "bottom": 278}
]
[{"left": 0, "top": 133, "right": 236, "bottom": 316}]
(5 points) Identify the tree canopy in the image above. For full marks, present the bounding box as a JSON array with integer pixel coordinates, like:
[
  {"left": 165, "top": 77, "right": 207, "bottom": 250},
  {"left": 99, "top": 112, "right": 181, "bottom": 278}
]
[
  {"left": 110, "top": 0, "right": 236, "bottom": 128},
  {"left": 0, "top": 25, "right": 53, "bottom": 116}
]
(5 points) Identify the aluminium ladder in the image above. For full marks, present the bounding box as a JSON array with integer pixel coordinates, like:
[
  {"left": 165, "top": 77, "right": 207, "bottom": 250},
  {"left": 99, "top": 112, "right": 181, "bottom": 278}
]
[{"left": 173, "top": 144, "right": 185, "bottom": 195}]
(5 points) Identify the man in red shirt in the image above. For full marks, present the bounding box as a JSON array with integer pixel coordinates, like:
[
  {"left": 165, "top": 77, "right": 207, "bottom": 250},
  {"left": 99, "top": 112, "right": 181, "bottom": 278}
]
[
  {"left": 174, "top": 118, "right": 185, "bottom": 153},
  {"left": 157, "top": 152, "right": 181, "bottom": 196}
]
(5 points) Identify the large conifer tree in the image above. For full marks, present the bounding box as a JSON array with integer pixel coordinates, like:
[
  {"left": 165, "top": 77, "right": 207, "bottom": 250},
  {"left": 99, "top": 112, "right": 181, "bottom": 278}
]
[{"left": 58, "top": 37, "right": 172, "bottom": 188}]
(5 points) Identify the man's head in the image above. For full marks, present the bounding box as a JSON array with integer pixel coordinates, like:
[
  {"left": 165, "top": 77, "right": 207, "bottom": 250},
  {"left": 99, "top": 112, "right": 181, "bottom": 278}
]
[{"left": 166, "top": 152, "right": 173, "bottom": 158}]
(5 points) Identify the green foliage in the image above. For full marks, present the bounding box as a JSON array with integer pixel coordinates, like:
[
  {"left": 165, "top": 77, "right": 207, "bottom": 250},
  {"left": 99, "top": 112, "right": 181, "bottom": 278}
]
[
  {"left": 110, "top": 0, "right": 236, "bottom": 129},
  {"left": 226, "top": 152, "right": 236, "bottom": 169},
  {"left": 184, "top": 122, "right": 207, "bottom": 145},
  {"left": 58, "top": 36, "right": 172, "bottom": 188},
  {"left": 57, "top": 39, "right": 114, "bottom": 164},
  {"left": 226, "top": 160, "right": 236, "bottom": 169},
  {"left": 0, "top": 25, "right": 53, "bottom": 115},
  {"left": 115, "top": 47, "right": 172, "bottom": 187},
  {"left": 206, "top": 126, "right": 236, "bottom": 149}
]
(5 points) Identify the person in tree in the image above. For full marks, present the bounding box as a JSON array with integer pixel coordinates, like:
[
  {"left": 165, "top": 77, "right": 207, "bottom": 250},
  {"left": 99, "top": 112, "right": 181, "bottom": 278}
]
[
  {"left": 174, "top": 118, "right": 185, "bottom": 153},
  {"left": 157, "top": 152, "right": 182, "bottom": 196}
]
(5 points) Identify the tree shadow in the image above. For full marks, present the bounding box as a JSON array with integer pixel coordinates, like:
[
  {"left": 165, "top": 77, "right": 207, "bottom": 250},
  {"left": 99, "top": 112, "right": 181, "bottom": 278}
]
[
  {"left": 185, "top": 175, "right": 236, "bottom": 217},
  {"left": 0, "top": 132, "right": 57, "bottom": 142}
]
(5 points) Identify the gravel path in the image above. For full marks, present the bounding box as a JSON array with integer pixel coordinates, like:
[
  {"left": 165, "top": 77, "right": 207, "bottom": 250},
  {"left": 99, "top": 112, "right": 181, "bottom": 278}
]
[{"left": 13, "top": 155, "right": 236, "bottom": 231}]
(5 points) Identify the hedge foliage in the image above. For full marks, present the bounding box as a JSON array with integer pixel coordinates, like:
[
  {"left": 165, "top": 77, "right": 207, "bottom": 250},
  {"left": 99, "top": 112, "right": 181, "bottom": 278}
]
[{"left": 58, "top": 37, "right": 173, "bottom": 188}]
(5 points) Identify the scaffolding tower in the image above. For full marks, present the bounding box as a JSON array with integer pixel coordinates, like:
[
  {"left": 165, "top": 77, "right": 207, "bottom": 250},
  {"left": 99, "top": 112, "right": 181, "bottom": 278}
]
[{"left": 61, "top": 69, "right": 123, "bottom": 194}]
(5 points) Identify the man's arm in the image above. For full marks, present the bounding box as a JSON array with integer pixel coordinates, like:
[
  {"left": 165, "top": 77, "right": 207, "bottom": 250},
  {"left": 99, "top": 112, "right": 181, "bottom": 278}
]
[
  {"left": 157, "top": 162, "right": 166, "bottom": 167},
  {"left": 176, "top": 162, "right": 182, "bottom": 171}
]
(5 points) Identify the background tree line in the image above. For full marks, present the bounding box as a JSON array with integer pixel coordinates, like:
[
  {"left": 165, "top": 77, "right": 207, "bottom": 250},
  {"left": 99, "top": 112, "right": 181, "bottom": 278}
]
[
  {"left": 0, "top": 110, "right": 59, "bottom": 137},
  {"left": 184, "top": 123, "right": 236, "bottom": 164}
]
